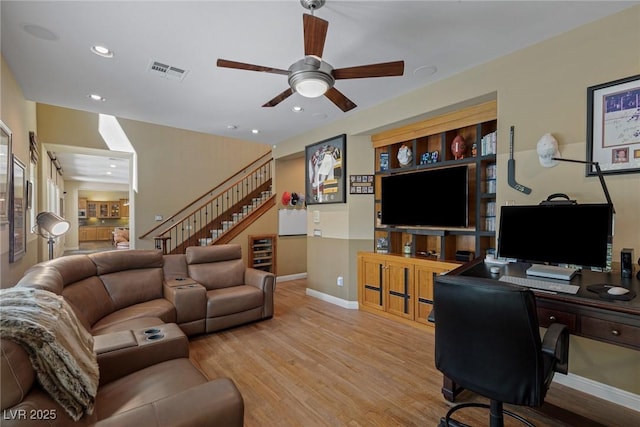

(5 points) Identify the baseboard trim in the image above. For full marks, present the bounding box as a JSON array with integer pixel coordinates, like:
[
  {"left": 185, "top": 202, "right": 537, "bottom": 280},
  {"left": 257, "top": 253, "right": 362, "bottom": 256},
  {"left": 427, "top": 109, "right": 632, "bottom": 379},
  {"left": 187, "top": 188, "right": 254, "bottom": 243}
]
[
  {"left": 553, "top": 372, "right": 640, "bottom": 412},
  {"left": 305, "top": 288, "right": 359, "bottom": 310},
  {"left": 276, "top": 273, "right": 307, "bottom": 283}
]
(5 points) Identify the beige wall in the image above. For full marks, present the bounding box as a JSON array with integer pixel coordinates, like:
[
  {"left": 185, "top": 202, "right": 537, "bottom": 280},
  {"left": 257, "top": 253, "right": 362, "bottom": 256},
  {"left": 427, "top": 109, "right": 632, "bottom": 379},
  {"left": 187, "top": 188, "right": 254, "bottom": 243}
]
[
  {"left": 274, "top": 154, "right": 307, "bottom": 277},
  {"left": 273, "top": 8, "right": 640, "bottom": 394},
  {"left": 1, "top": 57, "right": 39, "bottom": 287},
  {"left": 35, "top": 104, "right": 272, "bottom": 250}
]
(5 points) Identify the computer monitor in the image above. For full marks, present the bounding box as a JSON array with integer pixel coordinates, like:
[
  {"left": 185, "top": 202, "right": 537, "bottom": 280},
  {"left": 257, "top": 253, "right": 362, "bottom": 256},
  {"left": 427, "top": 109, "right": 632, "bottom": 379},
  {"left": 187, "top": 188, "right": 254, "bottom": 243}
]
[{"left": 497, "top": 203, "right": 613, "bottom": 269}]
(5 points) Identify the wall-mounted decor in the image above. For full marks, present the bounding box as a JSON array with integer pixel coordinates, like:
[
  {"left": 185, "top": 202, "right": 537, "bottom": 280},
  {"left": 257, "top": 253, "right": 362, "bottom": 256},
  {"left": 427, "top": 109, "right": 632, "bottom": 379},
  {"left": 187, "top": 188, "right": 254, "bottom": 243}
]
[
  {"left": 10, "top": 155, "right": 26, "bottom": 262},
  {"left": 349, "top": 175, "right": 374, "bottom": 194},
  {"left": 305, "top": 134, "right": 346, "bottom": 205},
  {"left": 587, "top": 74, "right": 640, "bottom": 175},
  {"left": 0, "top": 120, "right": 11, "bottom": 223}
]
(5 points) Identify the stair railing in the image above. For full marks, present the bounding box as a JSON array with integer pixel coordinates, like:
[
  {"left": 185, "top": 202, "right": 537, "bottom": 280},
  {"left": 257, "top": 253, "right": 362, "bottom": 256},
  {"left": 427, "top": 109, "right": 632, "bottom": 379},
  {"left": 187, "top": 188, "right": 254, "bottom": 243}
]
[{"left": 140, "top": 154, "right": 273, "bottom": 253}]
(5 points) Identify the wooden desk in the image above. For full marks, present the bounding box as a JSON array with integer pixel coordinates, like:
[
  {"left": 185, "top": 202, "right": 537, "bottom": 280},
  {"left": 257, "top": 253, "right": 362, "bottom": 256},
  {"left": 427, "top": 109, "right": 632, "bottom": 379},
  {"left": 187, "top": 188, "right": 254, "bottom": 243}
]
[{"left": 434, "top": 258, "right": 640, "bottom": 425}]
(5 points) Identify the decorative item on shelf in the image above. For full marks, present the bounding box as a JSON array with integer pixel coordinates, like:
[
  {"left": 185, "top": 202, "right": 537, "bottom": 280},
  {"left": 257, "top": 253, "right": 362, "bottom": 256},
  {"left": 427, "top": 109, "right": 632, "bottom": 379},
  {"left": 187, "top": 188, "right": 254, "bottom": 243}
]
[
  {"left": 376, "top": 237, "right": 389, "bottom": 253},
  {"left": 481, "top": 131, "right": 497, "bottom": 155},
  {"left": 376, "top": 211, "right": 382, "bottom": 227},
  {"left": 451, "top": 135, "right": 467, "bottom": 160},
  {"left": 379, "top": 152, "right": 389, "bottom": 171},
  {"left": 471, "top": 143, "right": 478, "bottom": 157},
  {"left": 403, "top": 241, "right": 411, "bottom": 255},
  {"left": 281, "top": 191, "right": 292, "bottom": 206},
  {"left": 420, "top": 150, "right": 440, "bottom": 165},
  {"left": 420, "top": 152, "right": 431, "bottom": 165},
  {"left": 397, "top": 144, "right": 413, "bottom": 166}
]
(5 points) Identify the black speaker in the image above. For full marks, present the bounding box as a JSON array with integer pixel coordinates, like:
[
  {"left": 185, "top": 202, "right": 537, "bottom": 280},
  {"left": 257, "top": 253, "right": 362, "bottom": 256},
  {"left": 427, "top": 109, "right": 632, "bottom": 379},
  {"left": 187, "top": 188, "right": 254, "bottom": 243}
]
[{"left": 621, "top": 248, "right": 633, "bottom": 278}]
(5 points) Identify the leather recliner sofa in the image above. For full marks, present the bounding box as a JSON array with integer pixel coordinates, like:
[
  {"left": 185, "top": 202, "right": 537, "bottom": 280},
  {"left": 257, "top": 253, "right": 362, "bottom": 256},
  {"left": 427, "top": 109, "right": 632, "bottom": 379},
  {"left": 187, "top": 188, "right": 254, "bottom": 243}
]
[{"left": 1, "top": 244, "right": 276, "bottom": 426}]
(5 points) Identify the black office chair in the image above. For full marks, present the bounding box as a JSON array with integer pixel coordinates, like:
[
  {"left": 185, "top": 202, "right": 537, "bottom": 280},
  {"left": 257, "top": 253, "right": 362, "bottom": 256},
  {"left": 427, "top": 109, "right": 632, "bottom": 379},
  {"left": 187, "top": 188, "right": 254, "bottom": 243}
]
[{"left": 433, "top": 279, "right": 569, "bottom": 427}]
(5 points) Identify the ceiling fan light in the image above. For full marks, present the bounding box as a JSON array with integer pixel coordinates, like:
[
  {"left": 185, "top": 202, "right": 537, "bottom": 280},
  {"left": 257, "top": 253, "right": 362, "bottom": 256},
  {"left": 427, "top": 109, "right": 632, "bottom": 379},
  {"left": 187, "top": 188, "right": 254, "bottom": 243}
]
[{"left": 295, "top": 78, "right": 329, "bottom": 98}]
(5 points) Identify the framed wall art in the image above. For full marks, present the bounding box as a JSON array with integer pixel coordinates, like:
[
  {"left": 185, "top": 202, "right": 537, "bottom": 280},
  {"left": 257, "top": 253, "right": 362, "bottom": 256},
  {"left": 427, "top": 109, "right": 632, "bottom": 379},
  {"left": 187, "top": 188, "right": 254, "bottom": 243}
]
[
  {"left": 305, "top": 134, "right": 346, "bottom": 205},
  {"left": 0, "top": 120, "right": 11, "bottom": 223},
  {"left": 10, "top": 156, "right": 26, "bottom": 262},
  {"left": 349, "top": 175, "right": 374, "bottom": 194},
  {"left": 586, "top": 74, "right": 640, "bottom": 175}
]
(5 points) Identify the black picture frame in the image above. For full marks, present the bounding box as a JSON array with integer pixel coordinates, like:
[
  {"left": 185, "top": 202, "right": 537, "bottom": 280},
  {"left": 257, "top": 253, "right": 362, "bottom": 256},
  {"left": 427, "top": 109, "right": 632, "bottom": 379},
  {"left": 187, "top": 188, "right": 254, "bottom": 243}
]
[
  {"left": 0, "top": 120, "right": 11, "bottom": 223},
  {"left": 586, "top": 74, "right": 640, "bottom": 176},
  {"left": 10, "top": 155, "right": 26, "bottom": 262},
  {"left": 305, "top": 134, "right": 346, "bottom": 205},
  {"left": 349, "top": 175, "right": 374, "bottom": 194}
]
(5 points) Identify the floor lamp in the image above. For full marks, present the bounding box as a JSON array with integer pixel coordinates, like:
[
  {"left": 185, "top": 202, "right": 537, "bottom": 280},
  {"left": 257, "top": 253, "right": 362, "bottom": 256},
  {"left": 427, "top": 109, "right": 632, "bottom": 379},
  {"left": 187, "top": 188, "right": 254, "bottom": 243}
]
[{"left": 34, "top": 212, "right": 70, "bottom": 260}]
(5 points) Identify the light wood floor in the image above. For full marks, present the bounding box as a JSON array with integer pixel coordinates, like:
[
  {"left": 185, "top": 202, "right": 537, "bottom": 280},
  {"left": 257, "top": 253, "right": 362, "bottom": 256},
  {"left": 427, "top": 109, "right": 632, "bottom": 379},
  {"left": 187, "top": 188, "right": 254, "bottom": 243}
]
[{"left": 189, "top": 279, "right": 639, "bottom": 427}]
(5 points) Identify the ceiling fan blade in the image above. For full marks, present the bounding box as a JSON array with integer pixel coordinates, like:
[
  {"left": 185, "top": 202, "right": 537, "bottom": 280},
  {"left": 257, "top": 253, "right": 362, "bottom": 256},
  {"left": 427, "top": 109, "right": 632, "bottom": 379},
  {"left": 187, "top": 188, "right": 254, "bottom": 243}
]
[
  {"left": 217, "top": 59, "right": 288, "bottom": 75},
  {"left": 262, "top": 88, "right": 294, "bottom": 108},
  {"left": 303, "top": 14, "right": 329, "bottom": 58},
  {"left": 325, "top": 87, "right": 357, "bottom": 112},
  {"left": 333, "top": 60, "right": 405, "bottom": 80}
]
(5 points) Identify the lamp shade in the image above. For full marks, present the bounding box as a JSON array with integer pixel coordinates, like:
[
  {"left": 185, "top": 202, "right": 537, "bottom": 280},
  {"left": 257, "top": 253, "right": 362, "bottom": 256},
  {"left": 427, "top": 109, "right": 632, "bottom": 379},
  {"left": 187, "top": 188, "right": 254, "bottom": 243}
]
[
  {"left": 36, "top": 212, "right": 70, "bottom": 236},
  {"left": 294, "top": 75, "right": 330, "bottom": 98}
]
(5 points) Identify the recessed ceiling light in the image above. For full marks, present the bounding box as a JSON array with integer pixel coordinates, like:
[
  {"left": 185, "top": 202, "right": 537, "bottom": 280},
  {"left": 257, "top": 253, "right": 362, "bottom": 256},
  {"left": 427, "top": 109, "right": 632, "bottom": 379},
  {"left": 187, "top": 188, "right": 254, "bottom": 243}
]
[
  {"left": 251, "top": 129, "right": 260, "bottom": 134},
  {"left": 109, "top": 164, "right": 117, "bottom": 168},
  {"left": 88, "top": 94, "right": 105, "bottom": 101},
  {"left": 413, "top": 65, "right": 438, "bottom": 78},
  {"left": 292, "top": 106, "right": 304, "bottom": 113},
  {"left": 21, "top": 23, "right": 59, "bottom": 41},
  {"left": 91, "top": 45, "right": 114, "bottom": 58},
  {"left": 106, "top": 171, "right": 112, "bottom": 175}
]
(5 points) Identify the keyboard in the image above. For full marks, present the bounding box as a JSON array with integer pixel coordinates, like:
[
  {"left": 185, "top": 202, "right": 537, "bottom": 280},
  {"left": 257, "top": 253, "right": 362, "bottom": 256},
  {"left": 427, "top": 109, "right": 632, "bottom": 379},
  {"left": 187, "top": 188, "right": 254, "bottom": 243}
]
[
  {"left": 499, "top": 275, "right": 580, "bottom": 294},
  {"left": 526, "top": 264, "right": 577, "bottom": 280}
]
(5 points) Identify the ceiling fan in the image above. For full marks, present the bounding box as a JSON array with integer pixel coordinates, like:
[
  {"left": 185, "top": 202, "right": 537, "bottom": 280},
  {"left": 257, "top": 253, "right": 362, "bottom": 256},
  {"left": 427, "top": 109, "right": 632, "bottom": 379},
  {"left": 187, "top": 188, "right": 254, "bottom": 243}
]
[{"left": 216, "top": 0, "right": 404, "bottom": 112}]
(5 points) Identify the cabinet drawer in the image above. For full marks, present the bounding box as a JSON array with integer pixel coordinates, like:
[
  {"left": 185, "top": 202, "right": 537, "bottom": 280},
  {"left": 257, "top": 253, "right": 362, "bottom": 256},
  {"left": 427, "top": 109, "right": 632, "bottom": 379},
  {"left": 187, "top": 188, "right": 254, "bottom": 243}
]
[
  {"left": 581, "top": 316, "right": 640, "bottom": 350},
  {"left": 537, "top": 307, "right": 577, "bottom": 333}
]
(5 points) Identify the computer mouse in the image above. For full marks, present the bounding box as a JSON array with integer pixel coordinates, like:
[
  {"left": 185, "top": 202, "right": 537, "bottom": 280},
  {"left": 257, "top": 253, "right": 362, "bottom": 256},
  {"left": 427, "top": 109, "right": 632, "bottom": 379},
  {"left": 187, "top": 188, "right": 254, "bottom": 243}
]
[
  {"left": 490, "top": 266, "right": 501, "bottom": 275},
  {"left": 607, "top": 286, "right": 630, "bottom": 295}
]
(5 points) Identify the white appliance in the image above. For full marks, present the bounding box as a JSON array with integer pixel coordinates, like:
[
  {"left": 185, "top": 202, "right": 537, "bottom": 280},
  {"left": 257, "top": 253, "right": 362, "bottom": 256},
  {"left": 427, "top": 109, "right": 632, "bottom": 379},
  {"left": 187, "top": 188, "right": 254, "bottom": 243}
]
[{"left": 78, "top": 209, "right": 87, "bottom": 218}]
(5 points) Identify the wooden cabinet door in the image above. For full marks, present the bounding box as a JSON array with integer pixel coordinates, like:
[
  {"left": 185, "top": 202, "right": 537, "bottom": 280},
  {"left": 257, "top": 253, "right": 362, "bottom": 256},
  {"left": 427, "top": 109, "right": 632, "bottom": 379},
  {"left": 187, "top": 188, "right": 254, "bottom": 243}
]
[
  {"left": 87, "top": 202, "right": 97, "bottom": 218},
  {"left": 385, "top": 260, "right": 414, "bottom": 320},
  {"left": 358, "top": 256, "right": 385, "bottom": 311},
  {"left": 78, "top": 198, "right": 87, "bottom": 209},
  {"left": 84, "top": 227, "right": 97, "bottom": 241},
  {"left": 414, "top": 262, "right": 458, "bottom": 325},
  {"left": 96, "top": 227, "right": 112, "bottom": 241},
  {"left": 109, "top": 202, "right": 120, "bottom": 218},
  {"left": 120, "top": 199, "right": 129, "bottom": 217},
  {"left": 98, "top": 202, "right": 109, "bottom": 218}
]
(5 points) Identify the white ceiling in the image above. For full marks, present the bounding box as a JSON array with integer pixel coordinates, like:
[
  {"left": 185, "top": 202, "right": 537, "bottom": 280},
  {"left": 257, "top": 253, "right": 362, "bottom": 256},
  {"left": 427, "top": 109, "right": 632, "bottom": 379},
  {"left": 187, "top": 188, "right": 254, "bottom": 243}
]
[{"left": 2, "top": 1, "right": 637, "bottom": 184}]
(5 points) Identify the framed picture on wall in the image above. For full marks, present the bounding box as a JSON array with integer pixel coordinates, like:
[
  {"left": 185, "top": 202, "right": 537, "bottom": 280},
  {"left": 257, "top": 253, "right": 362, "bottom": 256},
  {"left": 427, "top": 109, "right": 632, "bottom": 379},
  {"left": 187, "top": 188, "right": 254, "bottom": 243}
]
[
  {"left": 586, "top": 74, "right": 640, "bottom": 175},
  {"left": 0, "top": 120, "right": 11, "bottom": 223},
  {"left": 305, "top": 134, "right": 346, "bottom": 205},
  {"left": 10, "top": 155, "right": 26, "bottom": 262}
]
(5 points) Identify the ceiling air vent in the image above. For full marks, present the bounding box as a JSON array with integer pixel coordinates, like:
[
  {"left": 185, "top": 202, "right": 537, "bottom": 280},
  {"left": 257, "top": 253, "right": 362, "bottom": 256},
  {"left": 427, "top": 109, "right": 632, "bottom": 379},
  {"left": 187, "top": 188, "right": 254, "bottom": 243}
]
[{"left": 148, "top": 60, "right": 188, "bottom": 82}]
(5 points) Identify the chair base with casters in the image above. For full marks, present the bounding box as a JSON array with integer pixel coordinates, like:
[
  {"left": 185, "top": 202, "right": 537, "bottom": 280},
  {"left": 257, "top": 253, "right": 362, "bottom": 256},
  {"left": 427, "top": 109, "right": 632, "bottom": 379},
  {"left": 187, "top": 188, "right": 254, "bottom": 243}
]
[
  {"left": 433, "top": 278, "right": 569, "bottom": 427},
  {"left": 438, "top": 402, "right": 535, "bottom": 427}
]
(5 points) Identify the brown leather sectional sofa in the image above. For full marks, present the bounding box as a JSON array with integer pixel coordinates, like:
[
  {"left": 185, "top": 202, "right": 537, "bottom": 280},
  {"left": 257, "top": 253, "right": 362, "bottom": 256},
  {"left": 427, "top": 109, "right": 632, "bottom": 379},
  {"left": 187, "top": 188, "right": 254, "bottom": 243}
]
[{"left": 1, "top": 244, "right": 276, "bottom": 426}]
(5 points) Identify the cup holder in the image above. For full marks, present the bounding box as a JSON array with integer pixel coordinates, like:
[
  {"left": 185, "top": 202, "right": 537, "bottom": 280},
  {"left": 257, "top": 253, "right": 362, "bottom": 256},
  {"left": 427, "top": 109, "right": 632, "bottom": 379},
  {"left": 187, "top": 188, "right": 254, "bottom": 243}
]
[
  {"left": 145, "top": 333, "right": 165, "bottom": 341},
  {"left": 143, "top": 328, "right": 162, "bottom": 335}
]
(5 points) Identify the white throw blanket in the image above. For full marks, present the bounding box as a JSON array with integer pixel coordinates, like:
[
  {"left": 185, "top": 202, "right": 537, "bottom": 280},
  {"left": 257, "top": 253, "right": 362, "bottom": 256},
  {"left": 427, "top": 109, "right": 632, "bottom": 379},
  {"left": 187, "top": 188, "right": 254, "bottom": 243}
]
[{"left": 0, "top": 287, "right": 99, "bottom": 421}]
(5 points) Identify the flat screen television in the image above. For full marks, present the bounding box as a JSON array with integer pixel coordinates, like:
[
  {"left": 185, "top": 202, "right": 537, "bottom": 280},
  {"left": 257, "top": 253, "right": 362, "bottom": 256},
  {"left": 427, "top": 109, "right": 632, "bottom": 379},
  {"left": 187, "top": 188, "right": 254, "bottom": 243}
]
[
  {"left": 380, "top": 165, "right": 468, "bottom": 227},
  {"left": 497, "top": 203, "right": 613, "bottom": 269}
]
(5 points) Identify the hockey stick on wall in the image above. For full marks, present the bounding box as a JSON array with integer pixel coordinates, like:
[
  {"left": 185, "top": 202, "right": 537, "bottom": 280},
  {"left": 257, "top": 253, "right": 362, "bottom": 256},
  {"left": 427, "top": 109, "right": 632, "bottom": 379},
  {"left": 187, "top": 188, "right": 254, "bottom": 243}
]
[{"left": 507, "top": 125, "right": 532, "bottom": 194}]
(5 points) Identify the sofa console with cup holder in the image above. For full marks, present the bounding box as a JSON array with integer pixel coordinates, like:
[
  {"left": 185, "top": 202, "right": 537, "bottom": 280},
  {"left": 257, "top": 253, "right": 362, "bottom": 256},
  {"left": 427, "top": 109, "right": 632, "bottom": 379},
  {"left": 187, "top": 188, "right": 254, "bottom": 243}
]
[{"left": 1, "top": 244, "right": 276, "bottom": 426}]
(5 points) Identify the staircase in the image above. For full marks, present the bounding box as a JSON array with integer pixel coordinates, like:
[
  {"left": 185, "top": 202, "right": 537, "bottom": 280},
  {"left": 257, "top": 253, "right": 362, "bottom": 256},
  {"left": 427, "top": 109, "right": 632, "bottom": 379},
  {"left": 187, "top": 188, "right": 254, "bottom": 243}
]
[{"left": 140, "top": 154, "right": 275, "bottom": 254}]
